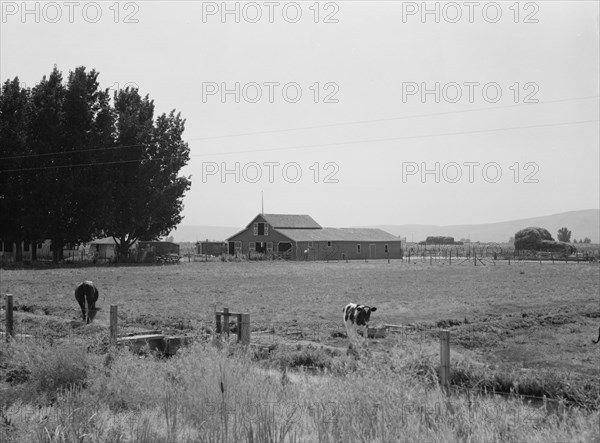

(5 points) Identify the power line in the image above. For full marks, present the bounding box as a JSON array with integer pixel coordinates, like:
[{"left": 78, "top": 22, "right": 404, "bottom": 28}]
[
  {"left": 185, "top": 119, "right": 599, "bottom": 157},
  {"left": 184, "top": 95, "right": 600, "bottom": 141},
  {"left": 1, "top": 95, "right": 597, "bottom": 161},
  {"left": 0, "top": 143, "right": 146, "bottom": 161},
  {"left": 1, "top": 118, "right": 597, "bottom": 174}
]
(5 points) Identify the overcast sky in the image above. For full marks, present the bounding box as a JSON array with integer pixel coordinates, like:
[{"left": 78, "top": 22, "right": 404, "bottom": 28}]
[{"left": 1, "top": 1, "right": 598, "bottom": 228}]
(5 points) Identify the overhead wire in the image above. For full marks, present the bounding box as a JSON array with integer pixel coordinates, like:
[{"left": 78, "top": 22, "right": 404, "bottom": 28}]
[{"left": 1, "top": 118, "right": 597, "bottom": 173}]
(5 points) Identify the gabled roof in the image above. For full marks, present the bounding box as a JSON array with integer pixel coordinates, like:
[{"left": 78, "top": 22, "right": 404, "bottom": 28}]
[
  {"left": 277, "top": 227, "right": 400, "bottom": 242},
  {"left": 250, "top": 213, "right": 322, "bottom": 229},
  {"left": 90, "top": 237, "right": 117, "bottom": 245}
]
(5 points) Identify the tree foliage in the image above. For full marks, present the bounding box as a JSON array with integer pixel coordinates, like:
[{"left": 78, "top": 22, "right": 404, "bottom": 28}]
[
  {"left": 0, "top": 66, "right": 191, "bottom": 262},
  {"left": 557, "top": 227, "right": 572, "bottom": 243}
]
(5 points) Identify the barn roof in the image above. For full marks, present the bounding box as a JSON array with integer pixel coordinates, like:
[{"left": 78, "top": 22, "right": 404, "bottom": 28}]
[
  {"left": 90, "top": 237, "right": 117, "bottom": 245},
  {"left": 277, "top": 227, "right": 400, "bottom": 242},
  {"left": 255, "top": 214, "right": 322, "bottom": 229}
]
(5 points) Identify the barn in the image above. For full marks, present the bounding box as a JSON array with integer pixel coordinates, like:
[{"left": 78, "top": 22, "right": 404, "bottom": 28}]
[{"left": 227, "top": 214, "right": 403, "bottom": 260}]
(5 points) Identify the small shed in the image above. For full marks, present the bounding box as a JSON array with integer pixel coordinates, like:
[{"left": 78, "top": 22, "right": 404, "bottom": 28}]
[{"left": 90, "top": 237, "right": 118, "bottom": 259}]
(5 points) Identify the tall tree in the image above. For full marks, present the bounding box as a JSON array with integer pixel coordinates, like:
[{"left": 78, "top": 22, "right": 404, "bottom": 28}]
[
  {"left": 557, "top": 227, "right": 572, "bottom": 243},
  {"left": 27, "top": 66, "right": 112, "bottom": 262},
  {"left": 0, "top": 77, "right": 32, "bottom": 261},
  {"left": 104, "top": 88, "right": 191, "bottom": 259}
]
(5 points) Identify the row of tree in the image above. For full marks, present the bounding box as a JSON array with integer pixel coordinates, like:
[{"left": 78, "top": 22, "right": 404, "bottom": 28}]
[
  {"left": 556, "top": 227, "right": 591, "bottom": 243},
  {"left": 0, "top": 66, "right": 191, "bottom": 262}
]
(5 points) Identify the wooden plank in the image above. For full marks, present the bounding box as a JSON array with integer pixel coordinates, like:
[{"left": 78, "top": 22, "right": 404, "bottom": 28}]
[
  {"left": 5, "top": 294, "right": 14, "bottom": 340},
  {"left": 118, "top": 334, "right": 166, "bottom": 353},
  {"left": 439, "top": 330, "right": 451, "bottom": 394},
  {"left": 110, "top": 305, "right": 118, "bottom": 346},
  {"left": 240, "top": 313, "right": 251, "bottom": 345},
  {"left": 215, "top": 313, "right": 222, "bottom": 334}
]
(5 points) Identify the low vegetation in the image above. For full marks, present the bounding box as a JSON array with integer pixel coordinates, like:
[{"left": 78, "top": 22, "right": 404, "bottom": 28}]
[
  {"left": 2, "top": 335, "right": 599, "bottom": 442},
  {"left": 1, "top": 260, "right": 598, "bottom": 441}
]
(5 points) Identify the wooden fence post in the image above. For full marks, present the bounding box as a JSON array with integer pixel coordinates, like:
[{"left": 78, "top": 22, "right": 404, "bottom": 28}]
[
  {"left": 440, "top": 330, "right": 450, "bottom": 394},
  {"left": 223, "top": 307, "right": 230, "bottom": 336},
  {"left": 5, "top": 294, "right": 14, "bottom": 340},
  {"left": 215, "top": 312, "right": 222, "bottom": 334},
  {"left": 240, "top": 313, "right": 250, "bottom": 345},
  {"left": 110, "top": 305, "right": 118, "bottom": 346}
]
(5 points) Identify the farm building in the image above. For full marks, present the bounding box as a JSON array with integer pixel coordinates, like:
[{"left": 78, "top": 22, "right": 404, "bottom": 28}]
[
  {"left": 137, "top": 241, "right": 180, "bottom": 256},
  {"left": 227, "top": 214, "right": 403, "bottom": 260},
  {"left": 0, "top": 240, "right": 81, "bottom": 261},
  {"left": 196, "top": 241, "right": 227, "bottom": 256},
  {"left": 90, "top": 237, "right": 121, "bottom": 259}
]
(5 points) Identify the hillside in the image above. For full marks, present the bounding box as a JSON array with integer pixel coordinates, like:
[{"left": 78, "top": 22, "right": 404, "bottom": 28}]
[
  {"left": 170, "top": 210, "right": 599, "bottom": 243},
  {"left": 367, "top": 209, "right": 599, "bottom": 243}
]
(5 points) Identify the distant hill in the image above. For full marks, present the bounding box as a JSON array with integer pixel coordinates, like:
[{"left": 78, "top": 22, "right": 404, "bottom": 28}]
[
  {"left": 169, "top": 226, "right": 239, "bottom": 243},
  {"left": 363, "top": 210, "right": 599, "bottom": 243},
  {"left": 171, "top": 210, "right": 599, "bottom": 243}
]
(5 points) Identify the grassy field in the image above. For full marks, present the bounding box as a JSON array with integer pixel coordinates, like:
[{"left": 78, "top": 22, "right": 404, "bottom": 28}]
[{"left": 1, "top": 260, "right": 599, "bottom": 441}]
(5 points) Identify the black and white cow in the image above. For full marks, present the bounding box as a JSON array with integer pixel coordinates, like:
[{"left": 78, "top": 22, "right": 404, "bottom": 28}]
[
  {"left": 343, "top": 303, "right": 377, "bottom": 345},
  {"left": 75, "top": 281, "right": 99, "bottom": 324}
]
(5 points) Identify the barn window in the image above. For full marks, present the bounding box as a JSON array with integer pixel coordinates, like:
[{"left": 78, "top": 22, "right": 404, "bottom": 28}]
[
  {"left": 267, "top": 242, "right": 273, "bottom": 251},
  {"left": 384, "top": 244, "right": 389, "bottom": 253},
  {"left": 255, "top": 222, "right": 266, "bottom": 236},
  {"left": 235, "top": 241, "right": 242, "bottom": 252},
  {"left": 357, "top": 244, "right": 361, "bottom": 253},
  {"left": 4, "top": 241, "right": 13, "bottom": 252},
  {"left": 249, "top": 242, "right": 256, "bottom": 251},
  {"left": 37, "top": 243, "right": 43, "bottom": 249},
  {"left": 24, "top": 242, "right": 30, "bottom": 252},
  {"left": 308, "top": 241, "right": 313, "bottom": 248},
  {"left": 327, "top": 241, "right": 332, "bottom": 247}
]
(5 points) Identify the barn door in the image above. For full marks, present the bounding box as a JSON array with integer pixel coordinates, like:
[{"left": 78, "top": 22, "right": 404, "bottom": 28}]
[{"left": 369, "top": 244, "right": 376, "bottom": 258}]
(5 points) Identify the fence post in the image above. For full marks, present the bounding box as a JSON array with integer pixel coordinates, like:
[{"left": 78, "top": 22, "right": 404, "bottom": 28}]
[
  {"left": 5, "top": 294, "right": 14, "bottom": 340},
  {"left": 439, "top": 330, "right": 450, "bottom": 394},
  {"left": 110, "top": 305, "right": 118, "bottom": 346},
  {"left": 240, "top": 313, "right": 250, "bottom": 345},
  {"left": 215, "top": 312, "right": 222, "bottom": 334},
  {"left": 223, "top": 307, "right": 230, "bottom": 336}
]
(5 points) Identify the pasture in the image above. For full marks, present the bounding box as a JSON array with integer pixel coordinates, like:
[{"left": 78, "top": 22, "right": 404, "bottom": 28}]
[{"left": 1, "top": 260, "right": 599, "bottom": 442}]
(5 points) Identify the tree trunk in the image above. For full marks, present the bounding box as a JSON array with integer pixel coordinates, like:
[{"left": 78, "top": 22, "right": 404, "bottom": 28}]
[
  {"left": 14, "top": 240, "right": 23, "bottom": 262},
  {"left": 51, "top": 239, "right": 64, "bottom": 264},
  {"left": 115, "top": 237, "right": 133, "bottom": 262}
]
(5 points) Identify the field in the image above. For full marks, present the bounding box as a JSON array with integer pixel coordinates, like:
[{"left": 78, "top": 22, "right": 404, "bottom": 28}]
[{"left": 1, "top": 260, "right": 599, "bottom": 442}]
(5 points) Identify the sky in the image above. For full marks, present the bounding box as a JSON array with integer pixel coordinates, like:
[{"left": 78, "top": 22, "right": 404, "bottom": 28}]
[{"left": 1, "top": 1, "right": 599, "bottom": 229}]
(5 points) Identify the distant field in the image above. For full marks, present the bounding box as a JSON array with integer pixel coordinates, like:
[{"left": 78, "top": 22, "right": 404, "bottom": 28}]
[{"left": 2, "top": 260, "right": 599, "bottom": 378}]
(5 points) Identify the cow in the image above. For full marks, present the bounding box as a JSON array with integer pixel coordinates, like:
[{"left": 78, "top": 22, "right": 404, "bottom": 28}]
[
  {"left": 74, "top": 281, "right": 99, "bottom": 324},
  {"left": 593, "top": 326, "right": 600, "bottom": 344},
  {"left": 343, "top": 303, "right": 377, "bottom": 346}
]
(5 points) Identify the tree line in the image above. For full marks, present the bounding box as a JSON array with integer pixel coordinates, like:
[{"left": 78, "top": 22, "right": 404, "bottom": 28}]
[{"left": 0, "top": 66, "right": 191, "bottom": 262}]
